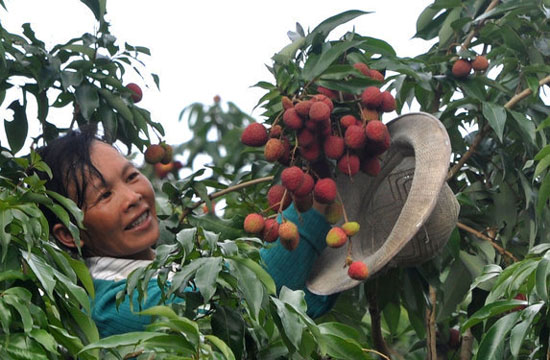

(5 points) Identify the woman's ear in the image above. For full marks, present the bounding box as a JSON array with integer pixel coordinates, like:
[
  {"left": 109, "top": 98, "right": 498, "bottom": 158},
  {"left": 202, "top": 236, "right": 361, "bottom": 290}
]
[{"left": 52, "top": 223, "right": 83, "bottom": 249}]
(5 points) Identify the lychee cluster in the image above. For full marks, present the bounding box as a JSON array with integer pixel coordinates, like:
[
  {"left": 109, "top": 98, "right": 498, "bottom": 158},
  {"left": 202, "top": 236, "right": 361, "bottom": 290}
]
[
  {"left": 144, "top": 142, "right": 174, "bottom": 165},
  {"left": 451, "top": 55, "right": 489, "bottom": 78}
]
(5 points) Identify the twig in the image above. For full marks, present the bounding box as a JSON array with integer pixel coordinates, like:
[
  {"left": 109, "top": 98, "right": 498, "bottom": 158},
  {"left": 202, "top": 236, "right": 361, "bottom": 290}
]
[
  {"left": 124, "top": 350, "right": 144, "bottom": 359},
  {"left": 459, "top": 328, "right": 473, "bottom": 360},
  {"left": 362, "top": 348, "right": 391, "bottom": 360},
  {"left": 426, "top": 286, "right": 437, "bottom": 360},
  {"left": 179, "top": 175, "right": 274, "bottom": 221},
  {"left": 456, "top": 222, "right": 518, "bottom": 262},
  {"left": 447, "top": 75, "right": 550, "bottom": 181},
  {"left": 367, "top": 281, "right": 392, "bottom": 358}
]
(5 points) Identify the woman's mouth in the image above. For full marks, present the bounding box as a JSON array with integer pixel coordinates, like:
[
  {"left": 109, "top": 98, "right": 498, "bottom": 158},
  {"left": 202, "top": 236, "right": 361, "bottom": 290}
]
[{"left": 125, "top": 210, "right": 150, "bottom": 230}]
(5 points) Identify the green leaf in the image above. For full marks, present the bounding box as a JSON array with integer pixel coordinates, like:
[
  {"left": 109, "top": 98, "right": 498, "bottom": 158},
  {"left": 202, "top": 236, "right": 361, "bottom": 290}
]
[
  {"left": 271, "top": 297, "right": 306, "bottom": 351},
  {"left": 462, "top": 299, "right": 527, "bottom": 331},
  {"left": 80, "top": 0, "right": 106, "bottom": 21},
  {"left": 46, "top": 190, "right": 84, "bottom": 227},
  {"left": 79, "top": 332, "right": 164, "bottom": 353},
  {"left": 3, "top": 288, "right": 33, "bottom": 332},
  {"left": 75, "top": 83, "right": 99, "bottom": 121},
  {"left": 272, "top": 37, "right": 306, "bottom": 64},
  {"left": 98, "top": 88, "right": 133, "bottom": 122},
  {"left": 229, "top": 257, "right": 276, "bottom": 295},
  {"left": 63, "top": 253, "right": 94, "bottom": 298},
  {"left": 60, "top": 70, "right": 83, "bottom": 91},
  {"left": 205, "top": 335, "right": 235, "bottom": 360},
  {"left": 21, "top": 251, "right": 56, "bottom": 299},
  {"left": 475, "top": 311, "right": 521, "bottom": 360},
  {"left": 318, "top": 333, "right": 369, "bottom": 360},
  {"left": 176, "top": 227, "right": 197, "bottom": 256},
  {"left": 305, "top": 10, "right": 369, "bottom": 47},
  {"left": 508, "top": 110, "right": 536, "bottom": 146},
  {"left": 416, "top": 6, "right": 439, "bottom": 34},
  {"left": 535, "top": 252, "right": 550, "bottom": 301},
  {"left": 534, "top": 155, "right": 550, "bottom": 179},
  {"left": 29, "top": 329, "right": 59, "bottom": 355},
  {"left": 537, "top": 173, "right": 550, "bottom": 216},
  {"left": 0, "top": 210, "right": 13, "bottom": 262},
  {"left": 5, "top": 100, "right": 28, "bottom": 154},
  {"left": 438, "top": 258, "right": 472, "bottom": 321},
  {"left": 509, "top": 302, "right": 544, "bottom": 357},
  {"left": 302, "top": 39, "right": 366, "bottom": 82},
  {"left": 194, "top": 257, "right": 222, "bottom": 303},
  {"left": 228, "top": 258, "right": 264, "bottom": 320},
  {"left": 438, "top": 7, "right": 461, "bottom": 47},
  {"left": 482, "top": 102, "right": 507, "bottom": 142}
]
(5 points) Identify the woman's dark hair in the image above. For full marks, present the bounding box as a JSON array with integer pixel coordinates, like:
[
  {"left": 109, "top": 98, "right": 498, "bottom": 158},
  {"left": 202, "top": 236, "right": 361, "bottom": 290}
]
[{"left": 37, "top": 125, "right": 107, "bottom": 218}]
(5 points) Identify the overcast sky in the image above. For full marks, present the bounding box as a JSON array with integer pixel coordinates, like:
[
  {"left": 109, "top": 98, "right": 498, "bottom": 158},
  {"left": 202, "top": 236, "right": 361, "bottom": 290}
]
[{"left": 1, "top": 0, "right": 435, "bottom": 152}]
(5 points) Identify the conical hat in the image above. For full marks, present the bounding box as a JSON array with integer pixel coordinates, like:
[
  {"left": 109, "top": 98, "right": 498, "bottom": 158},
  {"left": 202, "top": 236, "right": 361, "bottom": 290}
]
[{"left": 306, "top": 112, "right": 460, "bottom": 295}]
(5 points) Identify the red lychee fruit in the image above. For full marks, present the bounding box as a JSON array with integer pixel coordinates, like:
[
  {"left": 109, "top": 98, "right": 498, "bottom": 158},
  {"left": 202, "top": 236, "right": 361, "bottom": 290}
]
[
  {"left": 295, "top": 100, "right": 313, "bottom": 117},
  {"left": 348, "top": 261, "right": 369, "bottom": 280},
  {"left": 281, "top": 166, "right": 305, "bottom": 193},
  {"left": 309, "top": 101, "right": 331, "bottom": 122},
  {"left": 312, "top": 94, "right": 334, "bottom": 111},
  {"left": 452, "top": 59, "right": 472, "bottom": 78},
  {"left": 300, "top": 141, "right": 321, "bottom": 162},
  {"left": 353, "top": 62, "right": 369, "bottom": 76},
  {"left": 243, "top": 213, "right": 265, "bottom": 234},
  {"left": 365, "top": 130, "right": 391, "bottom": 156},
  {"left": 264, "top": 138, "right": 285, "bottom": 162},
  {"left": 160, "top": 143, "right": 173, "bottom": 165},
  {"left": 213, "top": 95, "right": 221, "bottom": 103},
  {"left": 366, "top": 69, "right": 384, "bottom": 81},
  {"left": 154, "top": 162, "right": 174, "bottom": 179},
  {"left": 297, "top": 129, "right": 315, "bottom": 147},
  {"left": 283, "top": 108, "right": 304, "bottom": 130},
  {"left": 471, "top": 55, "right": 489, "bottom": 71},
  {"left": 278, "top": 137, "right": 291, "bottom": 166},
  {"left": 365, "top": 120, "right": 388, "bottom": 144},
  {"left": 323, "top": 136, "right": 345, "bottom": 160},
  {"left": 241, "top": 123, "right": 268, "bottom": 147},
  {"left": 379, "top": 91, "right": 396, "bottom": 112},
  {"left": 278, "top": 221, "right": 299, "bottom": 251},
  {"left": 338, "top": 154, "right": 360, "bottom": 176},
  {"left": 267, "top": 184, "right": 291, "bottom": 212},
  {"left": 293, "top": 173, "right": 314, "bottom": 197},
  {"left": 361, "top": 108, "right": 379, "bottom": 122},
  {"left": 262, "top": 218, "right": 280, "bottom": 243},
  {"left": 281, "top": 96, "right": 294, "bottom": 110},
  {"left": 324, "top": 202, "right": 343, "bottom": 224},
  {"left": 269, "top": 124, "right": 283, "bottom": 138},
  {"left": 294, "top": 193, "right": 313, "bottom": 212},
  {"left": 512, "top": 293, "right": 527, "bottom": 312},
  {"left": 361, "top": 156, "right": 381, "bottom": 176},
  {"left": 340, "top": 115, "right": 358, "bottom": 128},
  {"left": 201, "top": 201, "right": 216, "bottom": 214},
  {"left": 341, "top": 221, "right": 360, "bottom": 236},
  {"left": 126, "top": 83, "right": 143, "bottom": 103},
  {"left": 448, "top": 328, "right": 461, "bottom": 350},
  {"left": 314, "top": 178, "right": 337, "bottom": 204},
  {"left": 345, "top": 125, "right": 367, "bottom": 149},
  {"left": 326, "top": 227, "right": 348, "bottom": 248},
  {"left": 361, "top": 86, "right": 383, "bottom": 109},
  {"left": 317, "top": 86, "right": 338, "bottom": 99},
  {"left": 144, "top": 144, "right": 165, "bottom": 164}
]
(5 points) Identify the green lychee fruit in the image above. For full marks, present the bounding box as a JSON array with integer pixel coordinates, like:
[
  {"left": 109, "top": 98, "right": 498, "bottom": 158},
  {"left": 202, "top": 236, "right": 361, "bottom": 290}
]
[
  {"left": 314, "top": 178, "right": 337, "bottom": 204},
  {"left": 348, "top": 261, "right": 369, "bottom": 280},
  {"left": 144, "top": 144, "right": 165, "bottom": 164},
  {"left": 241, "top": 123, "right": 268, "bottom": 147},
  {"left": 341, "top": 221, "right": 360, "bottom": 236},
  {"left": 326, "top": 227, "right": 348, "bottom": 248},
  {"left": 243, "top": 213, "right": 265, "bottom": 234},
  {"left": 278, "top": 221, "right": 299, "bottom": 251}
]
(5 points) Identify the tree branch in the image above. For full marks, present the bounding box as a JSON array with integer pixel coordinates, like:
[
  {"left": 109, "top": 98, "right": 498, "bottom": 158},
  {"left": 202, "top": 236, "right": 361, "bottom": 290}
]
[
  {"left": 367, "top": 282, "right": 392, "bottom": 358},
  {"left": 459, "top": 328, "right": 474, "bottom": 360},
  {"left": 179, "top": 175, "right": 274, "bottom": 221},
  {"left": 426, "top": 285, "right": 438, "bottom": 360},
  {"left": 456, "top": 221, "right": 518, "bottom": 262}
]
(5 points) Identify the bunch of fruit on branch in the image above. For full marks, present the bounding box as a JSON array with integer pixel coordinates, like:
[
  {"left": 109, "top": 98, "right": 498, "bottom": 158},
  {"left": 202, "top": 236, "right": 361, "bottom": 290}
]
[
  {"left": 240, "top": 61, "right": 396, "bottom": 281},
  {"left": 451, "top": 54, "right": 489, "bottom": 78}
]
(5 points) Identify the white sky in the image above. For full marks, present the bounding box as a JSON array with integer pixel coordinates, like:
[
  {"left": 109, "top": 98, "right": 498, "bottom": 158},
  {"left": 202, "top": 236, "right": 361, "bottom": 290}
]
[{"left": 1, "top": 0, "right": 435, "bottom": 153}]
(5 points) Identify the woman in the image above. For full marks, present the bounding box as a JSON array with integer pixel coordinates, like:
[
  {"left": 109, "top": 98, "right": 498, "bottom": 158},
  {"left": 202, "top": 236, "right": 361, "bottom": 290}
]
[{"left": 38, "top": 127, "right": 337, "bottom": 337}]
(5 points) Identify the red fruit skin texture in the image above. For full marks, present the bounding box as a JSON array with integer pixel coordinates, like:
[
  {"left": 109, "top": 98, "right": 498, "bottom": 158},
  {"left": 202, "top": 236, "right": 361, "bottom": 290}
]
[
  {"left": 144, "top": 144, "right": 165, "bottom": 164},
  {"left": 295, "top": 100, "right": 313, "bottom": 117},
  {"left": 309, "top": 101, "right": 331, "bottom": 122},
  {"left": 471, "top": 55, "right": 489, "bottom": 71},
  {"left": 126, "top": 83, "right": 142, "bottom": 103},
  {"left": 294, "top": 193, "right": 313, "bottom": 212},
  {"left": 243, "top": 213, "right": 265, "bottom": 234},
  {"left": 361, "top": 156, "right": 381, "bottom": 176},
  {"left": 281, "top": 96, "right": 294, "bottom": 110},
  {"left": 366, "top": 69, "right": 384, "bottom": 82},
  {"left": 314, "top": 178, "right": 337, "bottom": 204},
  {"left": 345, "top": 125, "right": 367, "bottom": 149},
  {"left": 278, "top": 137, "right": 291, "bottom": 166},
  {"left": 293, "top": 173, "right": 314, "bottom": 197},
  {"left": 317, "top": 86, "right": 338, "bottom": 99},
  {"left": 300, "top": 142, "right": 321, "bottom": 162},
  {"left": 283, "top": 108, "right": 304, "bottom": 130},
  {"left": 365, "top": 130, "right": 391, "bottom": 156},
  {"left": 262, "top": 218, "right": 280, "bottom": 243},
  {"left": 297, "top": 129, "right": 315, "bottom": 147},
  {"left": 269, "top": 125, "right": 283, "bottom": 138},
  {"left": 241, "top": 123, "right": 268, "bottom": 147},
  {"left": 361, "top": 108, "right": 379, "bottom": 122},
  {"left": 267, "top": 184, "right": 291, "bottom": 211},
  {"left": 348, "top": 261, "right": 369, "bottom": 280},
  {"left": 281, "top": 166, "right": 305, "bottom": 192},
  {"left": 323, "top": 136, "right": 345, "bottom": 160},
  {"left": 340, "top": 115, "right": 358, "bottom": 128},
  {"left": 264, "top": 138, "right": 285, "bottom": 162},
  {"left": 278, "top": 221, "right": 299, "bottom": 251},
  {"left": 326, "top": 227, "right": 348, "bottom": 248},
  {"left": 312, "top": 94, "right": 334, "bottom": 111},
  {"left": 365, "top": 120, "right": 388, "bottom": 143},
  {"left": 452, "top": 59, "right": 472, "bottom": 78},
  {"left": 353, "top": 62, "right": 369, "bottom": 76},
  {"left": 361, "top": 86, "right": 383, "bottom": 108},
  {"left": 338, "top": 154, "right": 360, "bottom": 176},
  {"left": 379, "top": 91, "right": 396, "bottom": 112}
]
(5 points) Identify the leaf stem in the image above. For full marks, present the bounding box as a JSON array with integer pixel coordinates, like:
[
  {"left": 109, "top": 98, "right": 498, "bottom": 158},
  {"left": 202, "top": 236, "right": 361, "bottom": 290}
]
[{"left": 456, "top": 221, "right": 518, "bottom": 262}]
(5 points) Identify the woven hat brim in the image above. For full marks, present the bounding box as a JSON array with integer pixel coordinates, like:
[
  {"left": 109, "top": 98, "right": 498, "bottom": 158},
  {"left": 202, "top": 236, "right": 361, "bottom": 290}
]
[{"left": 306, "top": 112, "right": 455, "bottom": 295}]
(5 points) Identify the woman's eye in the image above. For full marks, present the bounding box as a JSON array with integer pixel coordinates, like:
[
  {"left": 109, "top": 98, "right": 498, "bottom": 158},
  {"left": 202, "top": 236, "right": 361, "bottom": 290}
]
[
  {"left": 99, "top": 191, "right": 112, "bottom": 200},
  {"left": 128, "top": 172, "right": 139, "bottom": 181}
]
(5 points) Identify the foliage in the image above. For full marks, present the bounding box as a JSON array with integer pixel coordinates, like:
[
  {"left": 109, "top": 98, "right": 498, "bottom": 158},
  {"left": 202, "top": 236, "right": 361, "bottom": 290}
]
[{"left": 1, "top": 0, "right": 550, "bottom": 359}]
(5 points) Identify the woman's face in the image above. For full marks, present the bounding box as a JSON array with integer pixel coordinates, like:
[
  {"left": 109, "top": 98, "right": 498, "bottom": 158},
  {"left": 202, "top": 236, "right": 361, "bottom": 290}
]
[{"left": 78, "top": 141, "right": 159, "bottom": 260}]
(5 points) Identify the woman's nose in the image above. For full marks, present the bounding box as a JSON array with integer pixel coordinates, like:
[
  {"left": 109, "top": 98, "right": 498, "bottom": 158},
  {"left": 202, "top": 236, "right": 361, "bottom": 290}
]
[{"left": 123, "top": 186, "right": 143, "bottom": 209}]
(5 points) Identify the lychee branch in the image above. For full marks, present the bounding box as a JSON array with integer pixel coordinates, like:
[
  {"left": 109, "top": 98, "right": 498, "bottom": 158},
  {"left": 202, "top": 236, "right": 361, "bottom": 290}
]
[
  {"left": 456, "top": 221, "right": 518, "bottom": 262},
  {"left": 447, "top": 74, "right": 550, "bottom": 181},
  {"left": 179, "top": 175, "right": 275, "bottom": 221}
]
